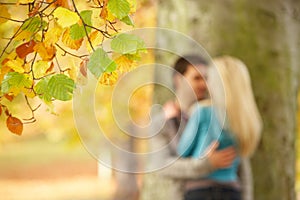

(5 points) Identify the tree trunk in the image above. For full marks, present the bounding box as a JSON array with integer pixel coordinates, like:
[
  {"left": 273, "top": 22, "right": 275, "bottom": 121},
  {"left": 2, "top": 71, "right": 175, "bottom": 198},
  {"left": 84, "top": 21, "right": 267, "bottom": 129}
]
[{"left": 156, "top": 0, "right": 300, "bottom": 199}]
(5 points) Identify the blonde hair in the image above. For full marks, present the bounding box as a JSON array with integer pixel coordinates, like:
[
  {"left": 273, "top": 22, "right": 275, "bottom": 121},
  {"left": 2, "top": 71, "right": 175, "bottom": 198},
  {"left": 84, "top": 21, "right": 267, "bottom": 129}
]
[{"left": 209, "top": 56, "right": 262, "bottom": 157}]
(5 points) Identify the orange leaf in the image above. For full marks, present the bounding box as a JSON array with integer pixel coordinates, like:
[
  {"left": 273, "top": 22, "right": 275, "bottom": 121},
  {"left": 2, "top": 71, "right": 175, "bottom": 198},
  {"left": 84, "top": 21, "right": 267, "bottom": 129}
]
[
  {"left": 16, "top": 40, "right": 36, "bottom": 59},
  {"left": 47, "top": 0, "right": 72, "bottom": 9},
  {"left": 4, "top": 94, "right": 14, "bottom": 102},
  {"left": 62, "top": 29, "right": 83, "bottom": 50},
  {"left": 80, "top": 59, "right": 88, "bottom": 77},
  {"left": 46, "top": 62, "right": 54, "bottom": 73},
  {"left": 5, "top": 109, "right": 10, "bottom": 116},
  {"left": 100, "top": 0, "right": 108, "bottom": 19},
  {"left": 34, "top": 42, "right": 56, "bottom": 61},
  {"left": 6, "top": 116, "right": 23, "bottom": 136},
  {"left": 0, "top": 106, "right": 2, "bottom": 116}
]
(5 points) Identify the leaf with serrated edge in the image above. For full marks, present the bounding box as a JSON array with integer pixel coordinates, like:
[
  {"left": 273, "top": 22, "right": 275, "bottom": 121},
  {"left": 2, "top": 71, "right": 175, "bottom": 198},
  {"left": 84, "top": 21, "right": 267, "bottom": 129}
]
[
  {"left": 53, "top": 7, "right": 79, "bottom": 28},
  {"left": 48, "top": 74, "right": 75, "bottom": 101},
  {"left": 87, "top": 48, "right": 116, "bottom": 78},
  {"left": 107, "top": 0, "right": 130, "bottom": 19}
]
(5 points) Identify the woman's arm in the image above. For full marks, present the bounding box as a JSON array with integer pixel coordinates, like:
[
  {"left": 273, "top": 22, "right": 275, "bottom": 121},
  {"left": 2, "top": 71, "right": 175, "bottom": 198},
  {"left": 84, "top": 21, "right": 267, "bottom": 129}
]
[{"left": 177, "top": 107, "right": 203, "bottom": 157}]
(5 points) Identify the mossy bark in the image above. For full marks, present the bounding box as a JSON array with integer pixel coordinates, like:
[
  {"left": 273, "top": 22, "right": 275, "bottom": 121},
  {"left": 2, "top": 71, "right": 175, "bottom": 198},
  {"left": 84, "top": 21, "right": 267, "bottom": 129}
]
[{"left": 156, "top": 0, "right": 300, "bottom": 199}]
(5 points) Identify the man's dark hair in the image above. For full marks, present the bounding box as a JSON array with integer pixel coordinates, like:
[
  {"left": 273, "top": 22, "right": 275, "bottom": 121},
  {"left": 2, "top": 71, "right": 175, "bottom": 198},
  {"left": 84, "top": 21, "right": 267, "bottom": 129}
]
[{"left": 173, "top": 55, "right": 208, "bottom": 76}]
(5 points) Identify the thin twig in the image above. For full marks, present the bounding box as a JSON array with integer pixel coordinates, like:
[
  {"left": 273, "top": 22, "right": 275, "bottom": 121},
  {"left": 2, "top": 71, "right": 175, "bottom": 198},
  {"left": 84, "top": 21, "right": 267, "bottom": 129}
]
[
  {"left": 56, "top": 43, "right": 89, "bottom": 58},
  {"left": 85, "top": 24, "right": 111, "bottom": 38},
  {"left": 71, "top": 0, "right": 95, "bottom": 51},
  {"left": 23, "top": 95, "right": 41, "bottom": 123},
  {"left": 0, "top": 16, "right": 23, "bottom": 23},
  {"left": 0, "top": 23, "right": 23, "bottom": 59}
]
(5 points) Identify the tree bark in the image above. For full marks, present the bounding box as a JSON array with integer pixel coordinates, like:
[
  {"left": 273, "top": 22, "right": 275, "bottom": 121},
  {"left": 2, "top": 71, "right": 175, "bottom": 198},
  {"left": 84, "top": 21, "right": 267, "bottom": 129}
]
[{"left": 156, "top": 0, "right": 300, "bottom": 199}]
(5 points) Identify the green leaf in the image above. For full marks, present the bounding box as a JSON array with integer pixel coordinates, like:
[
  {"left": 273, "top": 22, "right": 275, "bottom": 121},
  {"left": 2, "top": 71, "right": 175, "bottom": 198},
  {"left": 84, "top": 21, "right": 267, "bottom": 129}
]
[
  {"left": 34, "top": 77, "right": 52, "bottom": 102},
  {"left": 70, "top": 10, "right": 93, "bottom": 40},
  {"left": 108, "top": 0, "right": 130, "bottom": 19},
  {"left": 21, "top": 17, "right": 47, "bottom": 33},
  {"left": 1, "top": 72, "right": 32, "bottom": 95},
  {"left": 111, "top": 33, "right": 146, "bottom": 54},
  {"left": 120, "top": 15, "right": 134, "bottom": 26},
  {"left": 48, "top": 74, "right": 75, "bottom": 101},
  {"left": 87, "top": 48, "right": 117, "bottom": 78}
]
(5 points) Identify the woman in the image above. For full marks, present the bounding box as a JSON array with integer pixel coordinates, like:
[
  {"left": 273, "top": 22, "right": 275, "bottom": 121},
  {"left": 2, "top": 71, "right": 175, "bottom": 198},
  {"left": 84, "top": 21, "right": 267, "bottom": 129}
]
[{"left": 177, "top": 56, "right": 262, "bottom": 200}]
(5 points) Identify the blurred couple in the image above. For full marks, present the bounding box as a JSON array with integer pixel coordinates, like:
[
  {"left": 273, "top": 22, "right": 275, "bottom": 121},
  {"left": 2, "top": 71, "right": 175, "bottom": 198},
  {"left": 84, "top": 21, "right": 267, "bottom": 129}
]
[{"left": 140, "top": 55, "right": 262, "bottom": 200}]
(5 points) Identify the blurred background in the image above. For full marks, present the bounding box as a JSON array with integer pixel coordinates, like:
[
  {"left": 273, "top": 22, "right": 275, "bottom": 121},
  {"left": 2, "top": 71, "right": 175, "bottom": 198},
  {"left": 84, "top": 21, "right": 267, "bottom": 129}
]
[{"left": 0, "top": 0, "right": 300, "bottom": 200}]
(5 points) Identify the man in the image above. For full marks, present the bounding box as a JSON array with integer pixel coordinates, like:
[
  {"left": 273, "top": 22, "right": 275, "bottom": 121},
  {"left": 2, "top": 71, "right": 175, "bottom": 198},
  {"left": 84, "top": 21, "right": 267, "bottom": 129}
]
[{"left": 140, "top": 55, "right": 252, "bottom": 200}]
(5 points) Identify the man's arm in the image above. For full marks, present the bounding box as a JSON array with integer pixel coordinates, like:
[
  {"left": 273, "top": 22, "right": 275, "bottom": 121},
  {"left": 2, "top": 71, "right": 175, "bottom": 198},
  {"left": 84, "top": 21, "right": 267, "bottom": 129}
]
[{"left": 157, "top": 141, "right": 236, "bottom": 179}]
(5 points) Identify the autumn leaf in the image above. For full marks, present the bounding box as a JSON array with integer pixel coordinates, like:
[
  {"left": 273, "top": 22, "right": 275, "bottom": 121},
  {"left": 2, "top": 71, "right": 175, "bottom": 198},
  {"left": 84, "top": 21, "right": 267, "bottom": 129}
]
[
  {"left": 80, "top": 59, "right": 88, "bottom": 78},
  {"left": 62, "top": 28, "right": 83, "bottom": 50},
  {"left": 53, "top": 7, "right": 79, "bottom": 28},
  {"left": 4, "top": 94, "right": 14, "bottom": 102},
  {"left": 6, "top": 116, "right": 23, "bottom": 136},
  {"left": 47, "top": 0, "right": 72, "bottom": 9},
  {"left": 16, "top": 40, "right": 36, "bottom": 59},
  {"left": 33, "top": 60, "right": 51, "bottom": 79},
  {"left": 114, "top": 55, "right": 135, "bottom": 73},
  {"left": 100, "top": 0, "right": 108, "bottom": 19},
  {"left": 68, "top": 59, "right": 78, "bottom": 81},
  {"left": 14, "top": 30, "right": 32, "bottom": 41},
  {"left": 4, "top": 58, "right": 25, "bottom": 73},
  {"left": 44, "top": 23, "right": 63, "bottom": 47},
  {"left": 34, "top": 42, "right": 56, "bottom": 61},
  {"left": 0, "top": 5, "right": 11, "bottom": 24},
  {"left": 18, "top": 0, "right": 34, "bottom": 3},
  {"left": 77, "top": 59, "right": 88, "bottom": 85},
  {"left": 87, "top": 31, "right": 104, "bottom": 53},
  {"left": 1, "top": 72, "right": 32, "bottom": 96},
  {"left": 0, "top": 106, "right": 2, "bottom": 116},
  {"left": 99, "top": 71, "right": 119, "bottom": 86}
]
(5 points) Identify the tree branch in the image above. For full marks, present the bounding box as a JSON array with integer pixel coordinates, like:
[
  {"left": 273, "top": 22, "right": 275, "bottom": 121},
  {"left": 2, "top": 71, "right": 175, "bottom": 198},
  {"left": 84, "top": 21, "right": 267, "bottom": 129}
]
[
  {"left": 56, "top": 43, "right": 89, "bottom": 58},
  {"left": 0, "top": 16, "right": 23, "bottom": 23},
  {"left": 71, "top": 0, "right": 95, "bottom": 51}
]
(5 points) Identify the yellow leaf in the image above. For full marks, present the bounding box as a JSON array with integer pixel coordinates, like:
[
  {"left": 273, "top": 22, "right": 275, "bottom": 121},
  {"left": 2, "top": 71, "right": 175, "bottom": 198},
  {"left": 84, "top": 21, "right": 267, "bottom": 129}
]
[
  {"left": 114, "top": 55, "right": 135, "bottom": 73},
  {"left": 14, "top": 30, "right": 32, "bottom": 41},
  {"left": 0, "top": 5, "right": 11, "bottom": 24},
  {"left": 87, "top": 31, "right": 104, "bottom": 53},
  {"left": 33, "top": 60, "right": 50, "bottom": 79},
  {"left": 18, "top": 0, "right": 34, "bottom": 3},
  {"left": 127, "top": 0, "right": 137, "bottom": 13},
  {"left": 22, "top": 88, "right": 36, "bottom": 98},
  {"left": 107, "top": 9, "right": 116, "bottom": 21},
  {"left": 53, "top": 7, "right": 79, "bottom": 28},
  {"left": 0, "top": 61, "right": 12, "bottom": 84},
  {"left": 4, "top": 58, "right": 25, "bottom": 73},
  {"left": 91, "top": 9, "right": 105, "bottom": 28},
  {"left": 44, "top": 23, "right": 63, "bottom": 47},
  {"left": 62, "top": 28, "right": 83, "bottom": 50},
  {"left": 34, "top": 42, "right": 56, "bottom": 61},
  {"left": 67, "top": 59, "right": 78, "bottom": 81},
  {"left": 99, "top": 71, "right": 119, "bottom": 85}
]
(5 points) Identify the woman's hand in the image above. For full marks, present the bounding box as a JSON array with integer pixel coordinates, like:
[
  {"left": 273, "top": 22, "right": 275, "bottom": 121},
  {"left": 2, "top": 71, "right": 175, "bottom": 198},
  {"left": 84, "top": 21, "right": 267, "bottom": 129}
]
[{"left": 206, "top": 142, "right": 236, "bottom": 169}]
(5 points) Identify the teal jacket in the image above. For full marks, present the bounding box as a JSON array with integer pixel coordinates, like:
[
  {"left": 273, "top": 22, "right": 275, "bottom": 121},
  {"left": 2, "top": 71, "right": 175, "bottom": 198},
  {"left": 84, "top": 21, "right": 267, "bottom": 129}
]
[{"left": 177, "top": 105, "right": 240, "bottom": 182}]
